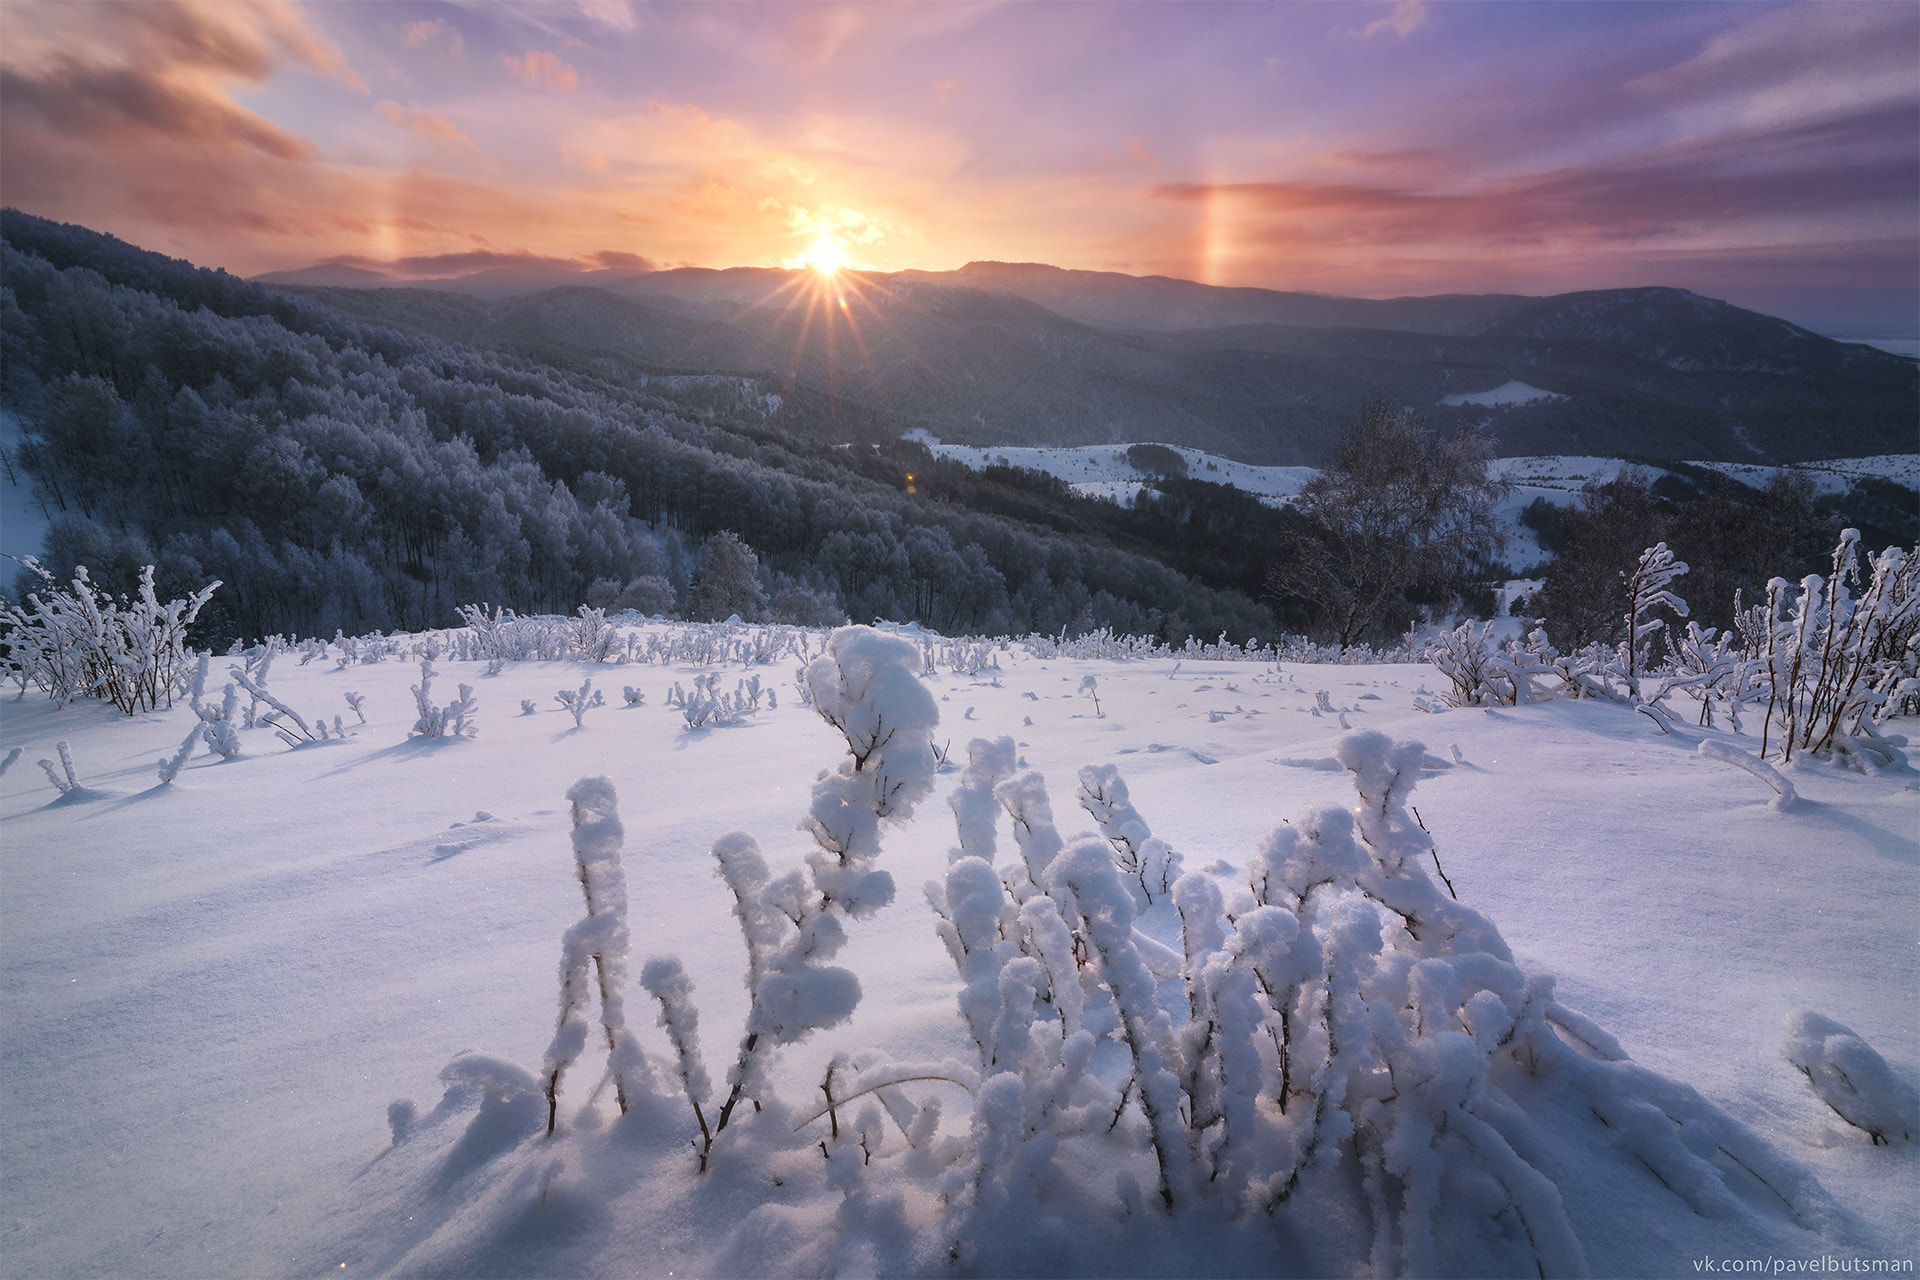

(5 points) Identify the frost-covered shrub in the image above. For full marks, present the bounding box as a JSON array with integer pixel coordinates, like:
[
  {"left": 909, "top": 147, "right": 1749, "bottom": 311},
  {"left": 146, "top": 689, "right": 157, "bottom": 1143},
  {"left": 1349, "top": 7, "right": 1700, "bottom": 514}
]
[
  {"left": 554, "top": 678, "right": 604, "bottom": 728},
  {"left": 1, "top": 561, "right": 219, "bottom": 714},
  {"left": 1424, "top": 621, "right": 1553, "bottom": 707},
  {"left": 1078, "top": 764, "right": 1183, "bottom": 905},
  {"left": 1782, "top": 1011, "right": 1917, "bottom": 1146},
  {"left": 409, "top": 661, "right": 477, "bottom": 740},
  {"left": 570, "top": 606, "right": 617, "bottom": 663},
  {"left": 932, "top": 729, "right": 1824, "bottom": 1272},
  {"left": 1617, "top": 541, "right": 1689, "bottom": 700},
  {"left": 540, "top": 777, "right": 650, "bottom": 1132},
  {"left": 229, "top": 664, "right": 320, "bottom": 747},
  {"left": 691, "top": 627, "right": 940, "bottom": 1152},
  {"left": 1757, "top": 532, "right": 1918, "bottom": 767}
]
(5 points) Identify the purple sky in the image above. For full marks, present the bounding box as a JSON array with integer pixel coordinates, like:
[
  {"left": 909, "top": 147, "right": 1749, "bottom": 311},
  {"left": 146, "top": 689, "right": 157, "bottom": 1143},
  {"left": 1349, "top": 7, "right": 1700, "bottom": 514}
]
[{"left": 2, "top": 0, "right": 1914, "bottom": 331}]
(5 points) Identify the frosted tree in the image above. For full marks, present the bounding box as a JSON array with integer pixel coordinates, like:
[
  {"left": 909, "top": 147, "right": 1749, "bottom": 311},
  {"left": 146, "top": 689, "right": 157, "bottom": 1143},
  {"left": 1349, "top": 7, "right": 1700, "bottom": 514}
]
[
  {"left": 687, "top": 531, "right": 767, "bottom": 623},
  {"left": 1616, "top": 542, "right": 1689, "bottom": 701}
]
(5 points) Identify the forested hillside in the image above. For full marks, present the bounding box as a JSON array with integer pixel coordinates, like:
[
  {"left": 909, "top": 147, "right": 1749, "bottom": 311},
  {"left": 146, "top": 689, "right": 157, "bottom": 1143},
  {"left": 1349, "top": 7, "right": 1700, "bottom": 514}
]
[
  {"left": 0, "top": 212, "right": 1281, "bottom": 646},
  {"left": 269, "top": 258, "right": 1918, "bottom": 466}
]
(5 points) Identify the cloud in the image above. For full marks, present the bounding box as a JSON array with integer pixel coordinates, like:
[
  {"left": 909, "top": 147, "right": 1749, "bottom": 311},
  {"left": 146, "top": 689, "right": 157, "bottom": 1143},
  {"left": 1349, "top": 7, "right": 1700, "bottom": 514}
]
[
  {"left": 1155, "top": 100, "right": 1916, "bottom": 252},
  {"left": 310, "top": 245, "right": 654, "bottom": 278},
  {"left": 0, "top": 0, "right": 367, "bottom": 162},
  {"left": 375, "top": 101, "right": 475, "bottom": 150},
  {"left": 0, "top": 57, "right": 314, "bottom": 159},
  {"left": 592, "top": 249, "right": 655, "bottom": 271},
  {"left": 503, "top": 50, "right": 580, "bottom": 91},
  {"left": 398, "top": 18, "right": 464, "bottom": 64},
  {"left": 1358, "top": 0, "right": 1426, "bottom": 40}
]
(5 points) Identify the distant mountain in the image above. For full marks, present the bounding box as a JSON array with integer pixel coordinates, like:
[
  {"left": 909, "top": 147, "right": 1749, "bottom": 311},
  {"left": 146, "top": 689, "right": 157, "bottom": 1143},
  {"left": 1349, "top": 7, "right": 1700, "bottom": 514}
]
[
  {"left": 898, "top": 261, "right": 1534, "bottom": 336},
  {"left": 283, "top": 266, "right": 1918, "bottom": 466}
]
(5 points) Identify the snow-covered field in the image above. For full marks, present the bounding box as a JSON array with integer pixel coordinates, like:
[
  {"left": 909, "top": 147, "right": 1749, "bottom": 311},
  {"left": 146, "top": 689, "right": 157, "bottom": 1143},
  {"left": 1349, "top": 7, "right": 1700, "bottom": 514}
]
[
  {"left": 1439, "top": 380, "right": 1567, "bottom": 407},
  {"left": 2, "top": 623, "right": 1915, "bottom": 1277},
  {"left": 903, "top": 431, "right": 1918, "bottom": 573}
]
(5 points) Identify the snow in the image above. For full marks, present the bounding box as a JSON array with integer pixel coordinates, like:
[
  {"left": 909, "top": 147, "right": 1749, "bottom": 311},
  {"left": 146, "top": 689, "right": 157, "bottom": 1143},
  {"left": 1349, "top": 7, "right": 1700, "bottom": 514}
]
[
  {"left": 1438, "top": 380, "right": 1569, "bottom": 407},
  {"left": 901, "top": 428, "right": 1317, "bottom": 506},
  {"left": 899, "top": 432, "right": 1916, "bottom": 575},
  {"left": 0, "top": 409, "right": 49, "bottom": 569},
  {"left": 1, "top": 622, "right": 1916, "bottom": 1276}
]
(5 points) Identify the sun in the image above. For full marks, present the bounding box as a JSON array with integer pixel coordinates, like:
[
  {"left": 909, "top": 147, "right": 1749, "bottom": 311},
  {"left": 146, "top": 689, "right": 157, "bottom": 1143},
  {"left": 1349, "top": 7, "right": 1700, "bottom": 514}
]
[{"left": 801, "top": 235, "right": 847, "bottom": 277}]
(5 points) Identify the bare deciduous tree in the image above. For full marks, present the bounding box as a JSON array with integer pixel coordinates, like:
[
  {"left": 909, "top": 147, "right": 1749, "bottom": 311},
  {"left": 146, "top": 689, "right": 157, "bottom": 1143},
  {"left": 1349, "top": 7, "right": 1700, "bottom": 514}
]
[{"left": 1266, "top": 403, "right": 1507, "bottom": 647}]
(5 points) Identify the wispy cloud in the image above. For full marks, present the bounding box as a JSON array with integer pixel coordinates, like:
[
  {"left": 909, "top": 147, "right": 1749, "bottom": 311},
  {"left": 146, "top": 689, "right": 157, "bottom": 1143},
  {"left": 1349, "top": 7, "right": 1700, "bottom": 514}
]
[
  {"left": 502, "top": 50, "right": 579, "bottom": 91},
  {"left": 1358, "top": 0, "right": 1426, "bottom": 40},
  {"left": 375, "top": 101, "right": 475, "bottom": 151}
]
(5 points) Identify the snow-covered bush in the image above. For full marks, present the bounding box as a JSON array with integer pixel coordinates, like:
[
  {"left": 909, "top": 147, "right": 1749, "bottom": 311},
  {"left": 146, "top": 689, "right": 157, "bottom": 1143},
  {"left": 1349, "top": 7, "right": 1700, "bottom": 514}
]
[
  {"left": 1782, "top": 1011, "right": 1916, "bottom": 1146},
  {"left": 1078, "top": 763, "right": 1182, "bottom": 905},
  {"left": 687, "top": 627, "right": 941, "bottom": 1156},
  {"left": 1757, "top": 532, "right": 1918, "bottom": 767},
  {"left": 554, "top": 678, "right": 604, "bottom": 729},
  {"left": 917, "top": 727, "right": 1827, "bottom": 1270},
  {"left": 229, "top": 665, "right": 320, "bottom": 747},
  {"left": 540, "top": 777, "right": 649, "bottom": 1132},
  {"left": 1425, "top": 621, "right": 1554, "bottom": 707},
  {"left": 1, "top": 561, "right": 219, "bottom": 714},
  {"left": 409, "top": 660, "right": 478, "bottom": 739},
  {"left": 433, "top": 626, "right": 940, "bottom": 1173},
  {"left": 570, "top": 606, "right": 617, "bottom": 663}
]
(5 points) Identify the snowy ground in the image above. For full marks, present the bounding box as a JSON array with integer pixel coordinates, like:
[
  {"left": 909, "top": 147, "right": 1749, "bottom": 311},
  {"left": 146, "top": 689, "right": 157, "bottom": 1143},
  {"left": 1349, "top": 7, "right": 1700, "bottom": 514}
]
[
  {"left": 0, "top": 410, "right": 50, "bottom": 569},
  {"left": 1438, "top": 381, "right": 1566, "bottom": 408},
  {"left": 902, "top": 432, "right": 1918, "bottom": 573},
  {"left": 2, "top": 625, "right": 1915, "bottom": 1277}
]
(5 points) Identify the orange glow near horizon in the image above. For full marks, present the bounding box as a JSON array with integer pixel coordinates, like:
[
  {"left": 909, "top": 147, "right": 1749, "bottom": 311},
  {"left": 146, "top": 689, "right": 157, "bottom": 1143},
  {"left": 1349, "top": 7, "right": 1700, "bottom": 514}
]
[
  {"left": 798, "top": 235, "right": 848, "bottom": 277},
  {"left": 0, "top": 1, "right": 1908, "bottom": 330}
]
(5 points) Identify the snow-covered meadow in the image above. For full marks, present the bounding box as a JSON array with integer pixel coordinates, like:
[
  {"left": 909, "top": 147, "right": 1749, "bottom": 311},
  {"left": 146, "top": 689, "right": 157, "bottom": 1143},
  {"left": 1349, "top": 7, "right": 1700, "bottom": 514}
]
[
  {"left": 900, "top": 432, "right": 1919, "bottom": 575},
  {"left": 2, "top": 616, "right": 1914, "bottom": 1278}
]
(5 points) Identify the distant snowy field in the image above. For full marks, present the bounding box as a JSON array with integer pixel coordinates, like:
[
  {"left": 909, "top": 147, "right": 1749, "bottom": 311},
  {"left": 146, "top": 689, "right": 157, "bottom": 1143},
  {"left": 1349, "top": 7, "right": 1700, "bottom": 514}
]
[
  {"left": 904, "top": 431, "right": 1919, "bottom": 572},
  {"left": 2, "top": 623, "right": 1915, "bottom": 1276}
]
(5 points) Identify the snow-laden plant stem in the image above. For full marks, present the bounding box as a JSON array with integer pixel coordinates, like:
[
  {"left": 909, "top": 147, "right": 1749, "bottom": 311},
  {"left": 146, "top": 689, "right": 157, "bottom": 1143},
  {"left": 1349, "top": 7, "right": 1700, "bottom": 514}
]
[
  {"left": 699, "top": 626, "right": 940, "bottom": 1166},
  {"left": 540, "top": 777, "right": 648, "bottom": 1134},
  {"left": 409, "top": 659, "right": 477, "bottom": 738},
  {"left": 37, "top": 740, "right": 78, "bottom": 794}
]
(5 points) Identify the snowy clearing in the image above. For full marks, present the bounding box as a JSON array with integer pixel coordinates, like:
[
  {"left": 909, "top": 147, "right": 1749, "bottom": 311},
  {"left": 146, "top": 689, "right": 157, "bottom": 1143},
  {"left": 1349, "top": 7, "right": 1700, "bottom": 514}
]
[
  {"left": 2, "top": 621, "right": 1915, "bottom": 1277},
  {"left": 901, "top": 430, "right": 1916, "bottom": 535},
  {"left": 1438, "top": 381, "right": 1568, "bottom": 408}
]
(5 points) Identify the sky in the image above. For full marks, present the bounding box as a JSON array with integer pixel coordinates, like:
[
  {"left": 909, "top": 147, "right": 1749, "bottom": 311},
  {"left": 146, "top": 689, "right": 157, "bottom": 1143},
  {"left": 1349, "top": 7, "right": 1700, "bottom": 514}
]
[{"left": 1, "top": 0, "right": 1915, "bottom": 333}]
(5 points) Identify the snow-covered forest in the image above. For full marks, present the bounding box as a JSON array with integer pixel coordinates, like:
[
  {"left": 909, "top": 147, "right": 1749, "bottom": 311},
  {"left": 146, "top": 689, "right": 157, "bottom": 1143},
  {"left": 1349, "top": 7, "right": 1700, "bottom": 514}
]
[{"left": 4, "top": 212, "right": 1913, "bottom": 659}]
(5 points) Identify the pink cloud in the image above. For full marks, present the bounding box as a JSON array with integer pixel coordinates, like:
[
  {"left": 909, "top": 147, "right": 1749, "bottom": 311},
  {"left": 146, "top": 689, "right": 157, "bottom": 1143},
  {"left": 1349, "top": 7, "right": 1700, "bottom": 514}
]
[
  {"left": 503, "top": 51, "right": 579, "bottom": 92},
  {"left": 375, "top": 101, "right": 475, "bottom": 150}
]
